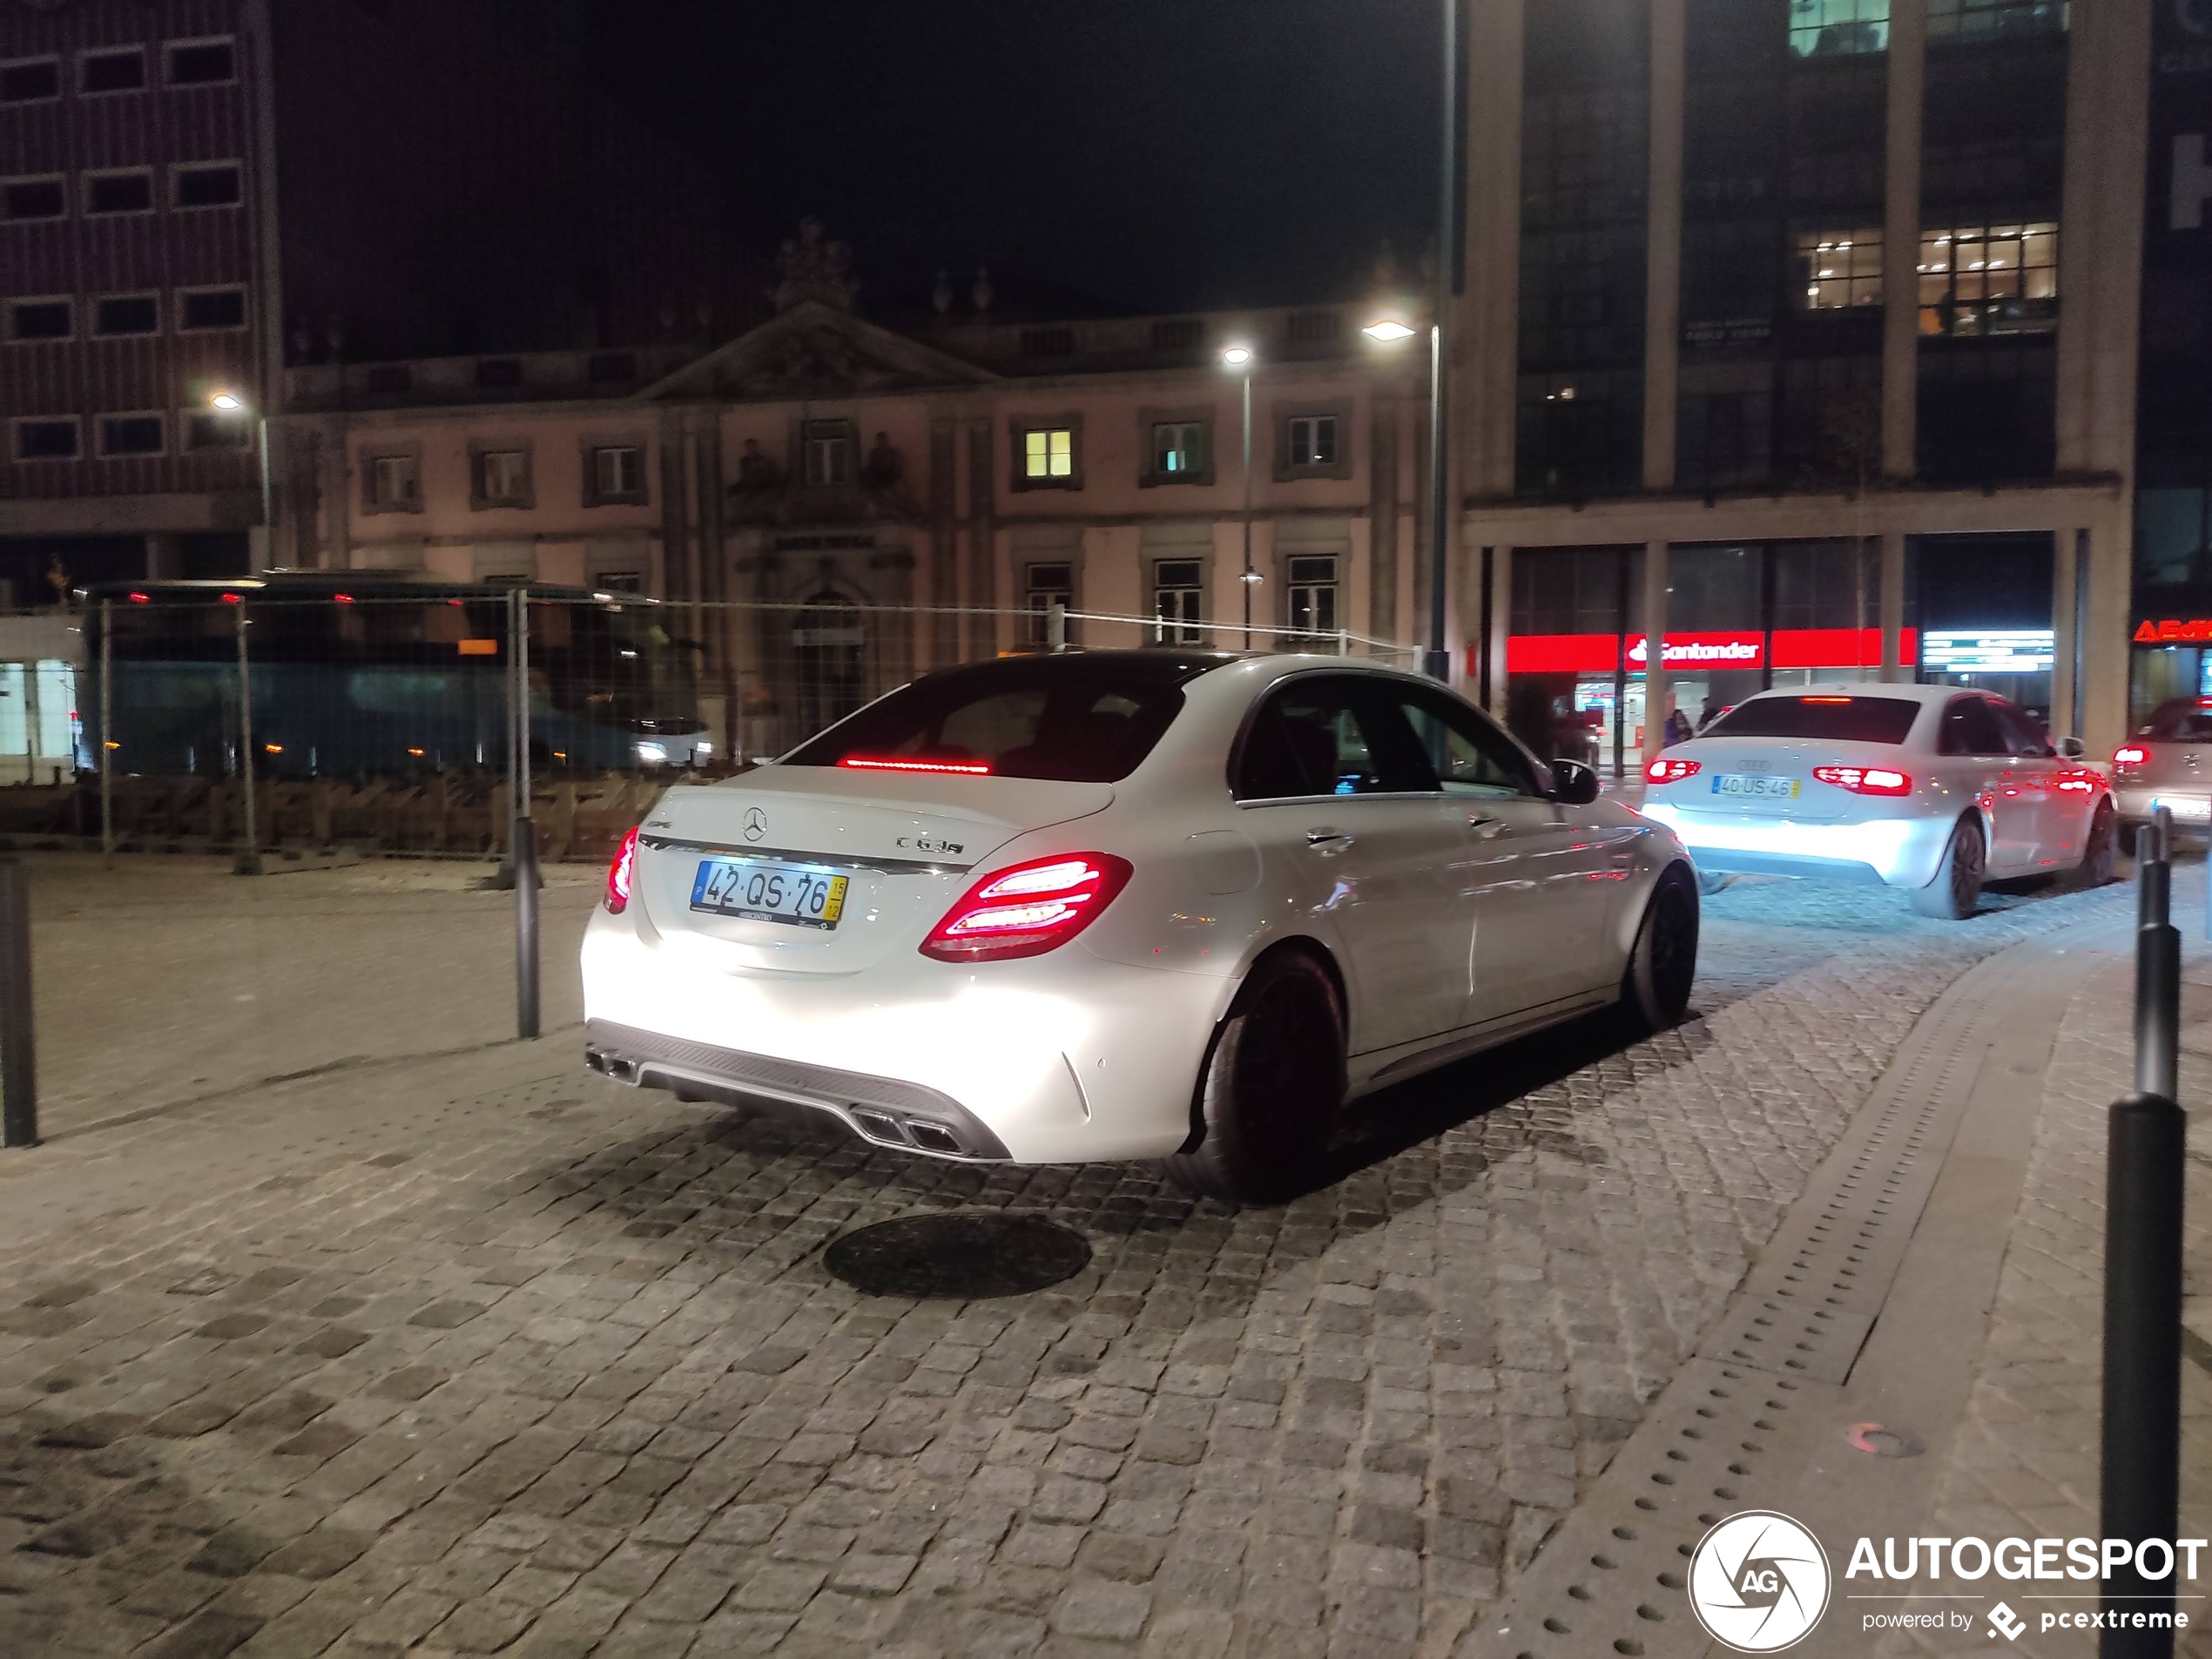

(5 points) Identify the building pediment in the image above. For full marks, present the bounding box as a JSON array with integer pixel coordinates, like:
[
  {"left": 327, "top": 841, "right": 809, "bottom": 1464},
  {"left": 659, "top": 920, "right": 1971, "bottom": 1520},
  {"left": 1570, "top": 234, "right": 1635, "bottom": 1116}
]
[{"left": 641, "top": 302, "right": 996, "bottom": 401}]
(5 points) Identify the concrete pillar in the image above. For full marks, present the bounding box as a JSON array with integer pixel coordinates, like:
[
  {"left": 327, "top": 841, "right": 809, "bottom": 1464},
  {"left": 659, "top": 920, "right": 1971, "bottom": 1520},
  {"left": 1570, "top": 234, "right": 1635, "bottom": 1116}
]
[
  {"left": 1460, "top": 0, "right": 1524, "bottom": 498},
  {"left": 1880, "top": 0, "right": 1925, "bottom": 481},
  {"left": 1878, "top": 529, "right": 1908, "bottom": 683},
  {"left": 2082, "top": 515, "right": 2134, "bottom": 752},
  {"left": 1642, "top": 540, "right": 1670, "bottom": 766},
  {"left": 2051, "top": 528, "right": 2080, "bottom": 740},
  {"left": 1486, "top": 544, "right": 1512, "bottom": 711},
  {"left": 1642, "top": 0, "right": 1686, "bottom": 494},
  {"left": 1368, "top": 392, "right": 1400, "bottom": 640}
]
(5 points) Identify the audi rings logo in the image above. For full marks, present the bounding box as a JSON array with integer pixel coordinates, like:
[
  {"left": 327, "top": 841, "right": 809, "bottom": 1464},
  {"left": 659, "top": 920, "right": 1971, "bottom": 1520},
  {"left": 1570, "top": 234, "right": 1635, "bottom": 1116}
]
[
  {"left": 742, "top": 807, "right": 767, "bottom": 843},
  {"left": 1689, "top": 1511, "right": 1831, "bottom": 1652}
]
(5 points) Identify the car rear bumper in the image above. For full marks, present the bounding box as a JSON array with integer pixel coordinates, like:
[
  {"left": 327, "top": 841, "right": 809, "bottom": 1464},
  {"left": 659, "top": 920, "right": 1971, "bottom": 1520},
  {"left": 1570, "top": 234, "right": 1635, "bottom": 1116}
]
[
  {"left": 1639, "top": 801, "right": 1952, "bottom": 889},
  {"left": 2114, "top": 781, "right": 2212, "bottom": 826},
  {"left": 579, "top": 907, "right": 1224, "bottom": 1164}
]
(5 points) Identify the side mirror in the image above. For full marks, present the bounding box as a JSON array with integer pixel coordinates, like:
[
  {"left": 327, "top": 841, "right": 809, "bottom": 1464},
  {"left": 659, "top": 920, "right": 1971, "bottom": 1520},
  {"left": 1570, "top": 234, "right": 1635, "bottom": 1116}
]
[
  {"left": 1548, "top": 758, "right": 1601, "bottom": 806},
  {"left": 2054, "top": 736, "right": 2086, "bottom": 759}
]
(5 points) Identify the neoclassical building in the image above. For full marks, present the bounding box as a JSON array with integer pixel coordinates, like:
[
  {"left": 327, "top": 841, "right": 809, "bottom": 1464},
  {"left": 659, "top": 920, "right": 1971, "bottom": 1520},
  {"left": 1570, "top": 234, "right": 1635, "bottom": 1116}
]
[{"left": 274, "top": 236, "right": 1444, "bottom": 753}]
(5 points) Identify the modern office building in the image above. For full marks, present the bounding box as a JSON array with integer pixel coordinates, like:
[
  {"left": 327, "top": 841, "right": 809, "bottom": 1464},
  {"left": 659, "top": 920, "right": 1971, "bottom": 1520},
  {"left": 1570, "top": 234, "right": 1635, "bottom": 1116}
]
[
  {"left": 0, "top": 0, "right": 756, "bottom": 604},
  {"left": 1456, "top": 0, "right": 2153, "bottom": 765}
]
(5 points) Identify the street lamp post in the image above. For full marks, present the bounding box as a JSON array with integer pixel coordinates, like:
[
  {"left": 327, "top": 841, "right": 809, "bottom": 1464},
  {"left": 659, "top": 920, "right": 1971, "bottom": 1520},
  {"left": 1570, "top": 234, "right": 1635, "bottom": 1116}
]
[
  {"left": 1222, "top": 346, "right": 1255, "bottom": 648},
  {"left": 208, "top": 392, "right": 271, "bottom": 565}
]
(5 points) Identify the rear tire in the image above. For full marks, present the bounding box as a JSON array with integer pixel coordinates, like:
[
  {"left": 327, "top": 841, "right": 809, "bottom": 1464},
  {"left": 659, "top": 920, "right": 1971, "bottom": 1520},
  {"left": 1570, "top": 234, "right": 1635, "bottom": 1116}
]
[
  {"left": 2067, "top": 801, "right": 2117, "bottom": 889},
  {"left": 1911, "top": 815, "right": 1986, "bottom": 919},
  {"left": 1621, "top": 867, "right": 1699, "bottom": 1035},
  {"left": 1157, "top": 950, "right": 1346, "bottom": 1205}
]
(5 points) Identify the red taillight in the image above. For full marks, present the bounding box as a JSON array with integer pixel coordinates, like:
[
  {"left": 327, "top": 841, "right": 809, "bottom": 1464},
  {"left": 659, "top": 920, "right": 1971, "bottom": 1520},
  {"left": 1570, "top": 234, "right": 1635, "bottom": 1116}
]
[
  {"left": 840, "top": 756, "right": 993, "bottom": 776},
  {"left": 1644, "top": 757, "right": 1702, "bottom": 783},
  {"left": 921, "top": 852, "right": 1133, "bottom": 962},
  {"left": 127, "top": 590, "right": 150, "bottom": 604},
  {"left": 1813, "top": 765, "right": 1912, "bottom": 797},
  {"left": 2114, "top": 745, "right": 2149, "bottom": 768},
  {"left": 605, "top": 826, "right": 638, "bottom": 914}
]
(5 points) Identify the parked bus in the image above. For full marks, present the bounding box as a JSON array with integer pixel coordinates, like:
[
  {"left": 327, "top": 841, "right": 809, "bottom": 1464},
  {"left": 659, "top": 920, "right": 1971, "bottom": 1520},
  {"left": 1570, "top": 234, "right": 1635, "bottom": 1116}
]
[{"left": 79, "top": 576, "right": 708, "bottom": 780}]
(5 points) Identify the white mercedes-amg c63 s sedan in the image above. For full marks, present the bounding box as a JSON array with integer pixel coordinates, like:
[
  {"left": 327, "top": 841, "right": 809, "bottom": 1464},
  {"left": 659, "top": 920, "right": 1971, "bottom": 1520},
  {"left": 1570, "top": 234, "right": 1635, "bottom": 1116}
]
[{"left": 582, "top": 651, "right": 1699, "bottom": 1202}]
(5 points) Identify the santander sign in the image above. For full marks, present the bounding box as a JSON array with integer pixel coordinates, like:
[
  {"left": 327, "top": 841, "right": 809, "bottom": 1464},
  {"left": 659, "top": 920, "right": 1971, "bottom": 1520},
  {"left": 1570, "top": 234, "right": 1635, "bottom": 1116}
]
[{"left": 1627, "top": 633, "right": 1764, "bottom": 667}]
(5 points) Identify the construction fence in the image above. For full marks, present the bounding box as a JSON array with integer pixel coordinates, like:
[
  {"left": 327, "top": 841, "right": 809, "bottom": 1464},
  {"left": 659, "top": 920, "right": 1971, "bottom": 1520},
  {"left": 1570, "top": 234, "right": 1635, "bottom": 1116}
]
[{"left": 0, "top": 590, "right": 1419, "bottom": 864}]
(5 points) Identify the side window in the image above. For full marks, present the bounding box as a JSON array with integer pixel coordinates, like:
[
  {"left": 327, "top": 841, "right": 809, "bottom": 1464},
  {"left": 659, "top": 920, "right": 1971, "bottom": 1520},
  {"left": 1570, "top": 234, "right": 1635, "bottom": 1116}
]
[
  {"left": 1990, "top": 700, "right": 2052, "bottom": 758},
  {"left": 1233, "top": 678, "right": 1433, "bottom": 800},
  {"left": 1394, "top": 689, "right": 1540, "bottom": 799},
  {"left": 1939, "top": 696, "right": 2007, "bottom": 757}
]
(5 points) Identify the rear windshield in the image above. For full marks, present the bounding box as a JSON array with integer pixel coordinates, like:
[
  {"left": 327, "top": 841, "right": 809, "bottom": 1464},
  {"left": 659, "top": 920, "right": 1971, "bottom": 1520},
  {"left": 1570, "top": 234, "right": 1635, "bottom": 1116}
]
[
  {"left": 781, "top": 655, "right": 1215, "bottom": 783},
  {"left": 2143, "top": 701, "right": 2212, "bottom": 741},
  {"left": 1704, "top": 694, "right": 1922, "bottom": 745}
]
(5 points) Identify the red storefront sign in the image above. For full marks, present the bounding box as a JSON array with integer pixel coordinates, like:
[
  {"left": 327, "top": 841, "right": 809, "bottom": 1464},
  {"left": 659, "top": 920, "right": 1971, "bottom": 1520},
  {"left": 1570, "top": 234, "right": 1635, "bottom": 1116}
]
[
  {"left": 1489, "top": 628, "right": 1918, "bottom": 676},
  {"left": 2134, "top": 619, "right": 2212, "bottom": 643}
]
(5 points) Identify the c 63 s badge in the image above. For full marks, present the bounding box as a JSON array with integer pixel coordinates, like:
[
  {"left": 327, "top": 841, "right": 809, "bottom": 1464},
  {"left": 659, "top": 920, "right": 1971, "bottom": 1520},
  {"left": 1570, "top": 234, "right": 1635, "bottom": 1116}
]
[{"left": 898, "top": 835, "right": 964, "bottom": 856}]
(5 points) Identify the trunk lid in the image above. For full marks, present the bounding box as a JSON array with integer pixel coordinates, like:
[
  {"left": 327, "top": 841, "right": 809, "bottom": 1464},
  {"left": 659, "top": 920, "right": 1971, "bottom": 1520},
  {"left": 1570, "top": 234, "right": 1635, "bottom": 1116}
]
[
  {"left": 1656, "top": 736, "right": 1906, "bottom": 822},
  {"left": 631, "top": 766, "right": 1114, "bottom": 974}
]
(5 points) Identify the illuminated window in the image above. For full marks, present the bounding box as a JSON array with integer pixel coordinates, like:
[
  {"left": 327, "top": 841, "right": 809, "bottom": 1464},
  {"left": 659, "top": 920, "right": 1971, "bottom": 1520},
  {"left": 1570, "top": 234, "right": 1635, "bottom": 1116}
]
[
  {"left": 1926, "top": 0, "right": 2066, "bottom": 40},
  {"left": 1025, "top": 428, "right": 1073, "bottom": 479},
  {"left": 1918, "top": 220, "right": 2058, "bottom": 337},
  {"left": 1789, "top": 0, "right": 1888, "bottom": 57},
  {"left": 1793, "top": 228, "right": 1884, "bottom": 310},
  {"left": 1151, "top": 421, "right": 1204, "bottom": 477}
]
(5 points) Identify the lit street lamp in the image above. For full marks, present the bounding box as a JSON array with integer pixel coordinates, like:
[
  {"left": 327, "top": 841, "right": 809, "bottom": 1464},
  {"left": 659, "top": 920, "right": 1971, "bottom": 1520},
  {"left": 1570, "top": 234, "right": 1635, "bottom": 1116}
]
[
  {"left": 207, "top": 390, "right": 272, "bottom": 563},
  {"left": 1221, "top": 345, "right": 1258, "bottom": 647}
]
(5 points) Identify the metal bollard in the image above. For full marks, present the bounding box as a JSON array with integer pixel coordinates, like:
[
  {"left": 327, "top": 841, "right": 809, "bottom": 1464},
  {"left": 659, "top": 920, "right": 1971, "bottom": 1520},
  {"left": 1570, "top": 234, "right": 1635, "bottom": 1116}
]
[
  {"left": 0, "top": 860, "right": 35, "bottom": 1149},
  {"left": 514, "top": 815, "right": 540, "bottom": 1042},
  {"left": 2100, "top": 803, "right": 2185, "bottom": 1658}
]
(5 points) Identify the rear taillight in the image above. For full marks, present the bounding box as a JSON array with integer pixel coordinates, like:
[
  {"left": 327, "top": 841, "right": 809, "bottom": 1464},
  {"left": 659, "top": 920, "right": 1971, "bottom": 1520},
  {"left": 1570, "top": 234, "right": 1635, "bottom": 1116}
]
[
  {"left": 921, "top": 852, "right": 1133, "bottom": 962},
  {"left": 605, "top": 826, "right": 638, "bottom": 914},
  {"left": 1813, "top": 765, "right": 1912, "bottom": 797},
  {"left": 2114, "top": 745, "right": 2149, "bottom": 768},
  {"left": 1644, "top": 757, "right": 1702, "bottom": 783}
]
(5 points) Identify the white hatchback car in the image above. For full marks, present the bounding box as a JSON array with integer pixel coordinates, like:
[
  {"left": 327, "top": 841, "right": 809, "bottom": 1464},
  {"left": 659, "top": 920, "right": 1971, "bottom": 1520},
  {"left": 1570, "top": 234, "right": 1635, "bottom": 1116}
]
[
  {"left": 582, "top": 652, "right": 1700, "bottom": 1202},
  {"left": 1638, "top": 683, "right": 2116, "bottom": 919}
]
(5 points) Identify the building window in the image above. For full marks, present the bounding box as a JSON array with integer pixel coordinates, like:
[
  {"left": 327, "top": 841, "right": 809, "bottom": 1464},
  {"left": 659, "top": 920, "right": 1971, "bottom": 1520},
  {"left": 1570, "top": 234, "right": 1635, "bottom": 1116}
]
[
  {"left": 84, "top": 170, "right": 154, "bottom": 216},
  {"left": 165, "top": 37, "right": 236, "bottom": 85},
  {"left": 1286, "top": 556, "right": 1340, "bottom": 644},
  {"left": 473, "top": 447, "right": 531, "bottom": 508},
  {"left": 1150, "top": 318, "right": 1203, "bottom": 351},
  {"left": 97, "top": 413, "right": 165, "bottom": 457},
  {"left": 1918, "top": 220, "right": 2058, "bottom": 337},
  {"left": 1024, "top": 562, "right": 1076, "bottom": 648},
  {"left": 593, "top": 570, "right": 645, "bottom": 594},
  {"left": 2, "top": 176, "right": 65, "bottom": 222},
  {"left": 1789, "top": 0, "right": 1888, "bottom": 57},
  {"left": 1019, "top": 326, "right": 1075, "bottom": 358},
  {"left": 0, "top": 58, "right": 60, "bottom": 105},
  {"left": 177, "top": 287, "right": 246, "bottom": 332},
  {"left": 585, "top": 443, "right": 646, "bottom": 506},
  {"left": 1012, "top": 418, "right": 1082, "bottom": 489},
  {"left": 1152, "top": 421, "right": 1205, "bottom": 478},
  {"left": 1286, "top": 414, "right": 1339, "bottom": 469},
  {"left": 12, "top": 418, "right": 80, "bottom": 462},
  {"left": 364, "top": 365, "right": 412, "bottom": 395},
  {"left": 1794, "top": 227, "right": 1883, "bottom": 310},
  {"left": 4, "top": 298, "right": 72, "bottom": 343},
  {"left": 92, "top": 294, "right": 158, "bottom": 336},
  {"left": 185, "top": 411, "right": 251, "bottom": 452},
  {"left": 1926, "top": 0, "right": 2067, "bottom": 39},
  {"left": 1285, "top": 310, "right": 1341, "bottom": 344},
  {"left": 362, "top": 450, "right": 421, "bottom": 511},
  {"left": 79, "top": 47, "right": 145, "bottom": 94},
  {"left": 172, "top": 162, "right": 242, "bottom": 209},
  {"left": 802, "top": 422, "right": 853, "bottom": 486},
  {"left": 1153, "top": 559, "right": 1205, "bottom": 645}
]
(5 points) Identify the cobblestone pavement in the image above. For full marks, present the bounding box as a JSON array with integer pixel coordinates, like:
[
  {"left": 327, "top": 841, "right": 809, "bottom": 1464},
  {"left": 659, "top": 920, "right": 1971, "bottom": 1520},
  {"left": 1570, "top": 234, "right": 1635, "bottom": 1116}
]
[
  {"left": 17, "top": 853, "right": 598, "bottom": 1140},
  {"left": 0, "top": 865, "right": 2138, "bottom": 1657},
  {"left": 1877, "top": 867, "right": 2212, "bottom": 1658}
]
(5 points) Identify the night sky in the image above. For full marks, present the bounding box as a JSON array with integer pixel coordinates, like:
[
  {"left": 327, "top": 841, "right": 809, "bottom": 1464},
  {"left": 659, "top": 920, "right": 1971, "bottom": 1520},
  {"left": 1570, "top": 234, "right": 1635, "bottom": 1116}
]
[{"left": 589, "top": 0, "right": 1446, "bottom": 320}]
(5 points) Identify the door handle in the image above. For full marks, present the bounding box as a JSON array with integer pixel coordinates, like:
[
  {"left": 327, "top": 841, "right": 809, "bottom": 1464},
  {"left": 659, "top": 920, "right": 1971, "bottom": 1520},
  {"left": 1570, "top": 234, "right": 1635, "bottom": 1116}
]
[{"left": 1305, "top": 826, "right": 1353, "bottom": 848}]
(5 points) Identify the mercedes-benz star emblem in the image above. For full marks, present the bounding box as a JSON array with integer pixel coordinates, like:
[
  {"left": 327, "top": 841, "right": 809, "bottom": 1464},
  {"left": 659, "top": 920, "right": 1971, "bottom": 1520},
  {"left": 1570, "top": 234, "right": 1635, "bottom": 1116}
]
[{"left": 742, "top": 807, "right": 767, "bottom": 843}]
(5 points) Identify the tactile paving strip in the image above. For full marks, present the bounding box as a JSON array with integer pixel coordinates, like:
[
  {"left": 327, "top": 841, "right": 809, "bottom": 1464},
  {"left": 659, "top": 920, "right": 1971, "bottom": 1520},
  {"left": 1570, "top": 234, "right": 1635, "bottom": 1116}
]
[{"left": 1460, "top": 943, "right": 2049, "bottom": 1659}]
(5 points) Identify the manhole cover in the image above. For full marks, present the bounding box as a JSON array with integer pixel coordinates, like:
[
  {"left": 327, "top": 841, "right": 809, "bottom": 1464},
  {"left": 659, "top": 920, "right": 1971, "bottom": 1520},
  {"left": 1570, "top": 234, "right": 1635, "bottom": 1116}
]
[{"left": 823, "top": 1212, "right": 1090, "bottom": 1299}]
